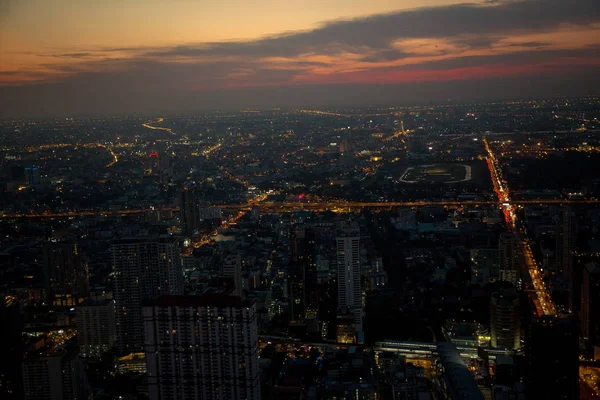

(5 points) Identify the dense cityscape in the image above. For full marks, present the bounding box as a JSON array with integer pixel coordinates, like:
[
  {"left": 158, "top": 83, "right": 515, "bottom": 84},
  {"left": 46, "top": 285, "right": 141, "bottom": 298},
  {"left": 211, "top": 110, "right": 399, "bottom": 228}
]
[
  {"left": 2, "top": 0, "right": 600, "bottom": 398},
  {"left": 1, "top": 96, "right": 600, "bottom": 399}
]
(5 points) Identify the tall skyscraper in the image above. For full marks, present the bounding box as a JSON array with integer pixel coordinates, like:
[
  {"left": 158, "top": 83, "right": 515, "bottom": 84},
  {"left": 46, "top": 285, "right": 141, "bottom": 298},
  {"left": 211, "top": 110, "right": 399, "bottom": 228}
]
[
  {"left": 143, "top": 295, "right": 260, "bottom": 400},
  {"left": 303, "top": 228, "right": 318, "bottom": 328},
  {"left": 75, "top": 299, "right": 117, "bottom": 358},
  {"left": 111, "top": 236, "right": 184, "bottom": 352},
  {"left": 223, "top": 253, "right": 243, "bottom": 297},
  {"left": 498, "top": 233, "right": 519, "bottom": 286},
  {"left": 556, "top": 207, "right": 577, "bottom": 281},
  {"left": 525, "top": 316, "right": 579, "bottom": 399},
  {"left": 339, "top": 130, "right": 352, "bottom": 154},
  {"left": 336, "top": 222, "right": 362, "bottom": 332},
  {"left": 198, "top": 207, "right": 222, "bottom": 221},
  {"left": 289, "top": 226, "right": 317, "bottom": 324},
  {"left": 43, "top": 242, "right": 89, "bottom": 307},
  {"left": 556, "top": 207, "right": 578, "bottom": 311},
  {"left": 490, "top": 288, "right": 521, "bottom": 350},
  {"left": 180, "top": 182, "right": 200, "bottom": 235},
  {"left": 22, "top": 345, "right": 89, "bottom": 400},
  {"left": 581, "top": 262, "right": 600, "bottom": 348},
  {"left": 25, "top": 167, "right": 40, "bottom": 186},
  {"left": 0, "top": 296, "right": 23, "bottom": 399},
  {"left": 146, "top": 152, "right": 174, "bottom": 183},
  {"left": 148, "top": 151, "right": 161, "bottom": 175}
]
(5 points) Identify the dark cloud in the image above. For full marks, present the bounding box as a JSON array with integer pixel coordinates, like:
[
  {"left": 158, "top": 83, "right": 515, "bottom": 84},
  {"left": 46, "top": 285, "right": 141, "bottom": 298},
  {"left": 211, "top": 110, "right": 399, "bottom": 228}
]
[
  {"left": 406, "top": 45, "right": 600, "bottom": 71},
  {"left": 53, "top": 52, "right": 92, "bottom": 59},
  {"left": 1, "top": 0, "right": 599, "bottom": 117},
  {"left": 505, "top": 41, "right": 550, "bottom": 48},
  {"left": 141, "top": 0, "right": 599, "bottom": 60},
  {"left": 360, "top": 49, "right": 409, "bottom": 63}
]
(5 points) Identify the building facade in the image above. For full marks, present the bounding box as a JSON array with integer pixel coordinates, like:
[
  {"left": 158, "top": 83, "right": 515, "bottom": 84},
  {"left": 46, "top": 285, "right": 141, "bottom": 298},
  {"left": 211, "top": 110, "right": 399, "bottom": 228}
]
[
  {"left": 22, "top": 345, "right": 89, "bottom": 400},
  {"left": 43, "top": 242, "right": 89, "bottom": 307},
  {"left": 180, "top": 183, "right": 200, "bottom": 235},
  {"left": 555, "top": 207, "right": 579, "bottom": 311},
  {"left": 581, "top": 262, "right": 600, "bottom": 348},
  {"left": 289, "top": 226, "right": 317, "bottom": 324},
  {"left": 75, "top": 299, "right": 117, "bottom": 357},
  {"left": 336, "top": 222, "right": 362, "bottom": 332},
  {"left": 490, "top": 288, "right": 521, "bottom": 350},
  {"left": 223, "top": 254, "right": 243, "bottom": 297},
  {"left": 0, "top": 296, "right": 23, "bottom": 399},
  {"left": 143, "top": 295, "right": 260, "bottom": 400},
  {"left": 498, "top": 233, "right": 519, "bottom": 286},
  {"left": 111, "top": 236, "right": 184, "bottom": 352},
  {"left": 556, "top": 206, "right": 577, "bottom": 281},
  {"left": 198, "top": 207, "right": 222, "bottom": 221}
]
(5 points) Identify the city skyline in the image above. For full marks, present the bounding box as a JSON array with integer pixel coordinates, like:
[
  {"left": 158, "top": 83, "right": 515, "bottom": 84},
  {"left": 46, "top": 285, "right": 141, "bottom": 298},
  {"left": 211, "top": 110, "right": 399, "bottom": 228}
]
[
  {"left": 1, "top": 1, "right": 600, "bottom": 398},
  {"left": 1, "top": 0, "right": 599, "bottom": 117},
  {"left": 2, "top": 100, "right": 600, "bottom": 398}
]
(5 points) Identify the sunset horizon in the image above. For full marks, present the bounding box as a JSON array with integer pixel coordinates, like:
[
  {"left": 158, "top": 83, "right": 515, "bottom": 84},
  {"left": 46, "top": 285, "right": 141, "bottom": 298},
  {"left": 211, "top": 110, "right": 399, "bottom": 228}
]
[{"left": 1, "top": 0, "right": 599, "bottom": 117}]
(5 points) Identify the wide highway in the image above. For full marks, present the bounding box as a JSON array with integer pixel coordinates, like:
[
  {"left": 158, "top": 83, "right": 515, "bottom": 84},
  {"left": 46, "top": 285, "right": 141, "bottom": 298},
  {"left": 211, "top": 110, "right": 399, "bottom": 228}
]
[{"left": 484, "top": 137, "right": 557, "bottom": 316}]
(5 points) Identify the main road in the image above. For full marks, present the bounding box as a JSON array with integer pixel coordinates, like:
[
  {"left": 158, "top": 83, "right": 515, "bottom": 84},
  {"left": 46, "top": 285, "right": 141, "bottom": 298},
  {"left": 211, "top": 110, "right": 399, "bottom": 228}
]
[
  {"left": 483, "top": 137, "right": 557, "bottom": 316},
  {"left": 1, "top": 199, "right": 598, "bottom": 220},
  {"left": 142, "top": 117, "right": 175, "bottom": 135}
]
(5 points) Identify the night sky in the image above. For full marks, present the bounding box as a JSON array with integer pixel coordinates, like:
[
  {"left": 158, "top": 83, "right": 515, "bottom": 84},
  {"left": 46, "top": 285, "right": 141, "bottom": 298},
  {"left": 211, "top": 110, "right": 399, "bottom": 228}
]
[{"left": 1, "top": 0, "right": 599, "bottom": 117}]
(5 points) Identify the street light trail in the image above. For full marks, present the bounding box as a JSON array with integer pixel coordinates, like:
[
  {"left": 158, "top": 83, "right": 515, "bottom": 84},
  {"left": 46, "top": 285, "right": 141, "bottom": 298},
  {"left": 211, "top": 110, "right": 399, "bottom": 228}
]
[
  {"left": 97, "top": 143, "right": 118, "bottom": 167},
  {"left": 142, "top": 117, "right": 175, "bottom": 135},
  {"left": 2, "top": 199, "right": 599, "bottom": 219},
  {"left": 484, "top": 137, "right": 557, "bottom": 316}
]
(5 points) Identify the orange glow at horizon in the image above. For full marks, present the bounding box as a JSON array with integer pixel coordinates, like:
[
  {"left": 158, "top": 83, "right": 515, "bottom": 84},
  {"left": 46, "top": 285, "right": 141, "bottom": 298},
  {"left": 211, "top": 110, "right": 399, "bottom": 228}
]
[{"left": 0, "top": 0, "right": 599, "bottom": 90}]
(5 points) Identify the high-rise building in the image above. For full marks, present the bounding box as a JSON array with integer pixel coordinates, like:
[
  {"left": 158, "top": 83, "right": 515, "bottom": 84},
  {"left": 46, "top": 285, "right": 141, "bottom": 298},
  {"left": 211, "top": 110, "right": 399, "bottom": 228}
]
[
  {"left": 339, "top": 130, "right": 352, "bottom": 154},
  {"left": 490, "top": 288, "right": 521, "bottom": 350},
  {"left": 25, "top": 167, "right": 40, "bottom": 186},
  {"left": 180, "top": 183, "right": 200, "bottom": 235},
  {"left": 336, "top": 222, "right": 362, "bottom": 332},
  {"left": 556, "top": 207, "right": 578, "bottom": 311},
  {"left": 470, "top": 248, "right": 500, "bottom": 284},
  {"left": 146, "top": 152, "right": 174, "bottom": 182},
  {"left": 198, "top": 207, "right": 222, "bottom": 221},
  {"left": 75, "top": 299, "right": 117, "bottom": 357},
  {"left": 289, "top": 226, "right": 317, "bottom": 324},
  {"left": 581, "top": 262, "right": 600, "bottom": 348},
  {"left": 525, "top": 316, "right": 579, "bottom": 399},
  {"left": 336, "top": 313, "right": 356, "bottom": 344},
  {"left": 111, "top": 236, "right": 184, "bottom": 352},
  {"left": 43, "top": 242, "right": 89, "bottom": 307},
  {"left": 303, "top": 229, "right": 318, "bottom": 329},
  {"left": 143, "top": 295, "right": 260, "bottom": 400},
  {"left": 147, "top": 152, "right": 174, "bottom": 183},
  {"left": 148, "top": 151, "right": 161, "bottom": 175},
  {"left": 556, "top": 207, "right": 577, "bottom": 282},
  {"left": 0, "top": 296, "right": 23, "bottom": 399},
  {"left": 498, "top": 233, "right": 519, "bottom": 286},
  {"left": 22, "top": 345, "right": 90, "bottom": 400},
  {"left": 223, "top": 254, "right": 243, "bottom": 297}
]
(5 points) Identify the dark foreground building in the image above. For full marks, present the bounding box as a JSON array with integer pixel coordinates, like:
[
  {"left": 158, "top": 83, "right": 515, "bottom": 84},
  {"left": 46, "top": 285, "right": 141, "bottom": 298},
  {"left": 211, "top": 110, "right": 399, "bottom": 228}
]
[
  {"left": 143, "top": 294, "right": 260, "bottom": 400},
  {"left": 525, "top": 315, "right": 579, "bottom": 399}
]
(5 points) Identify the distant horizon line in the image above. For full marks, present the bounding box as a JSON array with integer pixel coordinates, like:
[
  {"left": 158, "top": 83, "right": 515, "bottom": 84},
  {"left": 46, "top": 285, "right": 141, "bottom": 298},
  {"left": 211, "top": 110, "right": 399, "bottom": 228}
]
[{"left": 1, "top": 94, "right": 598, "bottom": 122}]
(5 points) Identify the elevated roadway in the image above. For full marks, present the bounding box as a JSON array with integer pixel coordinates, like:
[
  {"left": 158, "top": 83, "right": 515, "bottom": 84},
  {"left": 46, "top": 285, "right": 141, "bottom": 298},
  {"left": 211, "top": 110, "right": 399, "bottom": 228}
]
[{"left": 2, "top": 198, "right": 598, "bottom": 219}]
